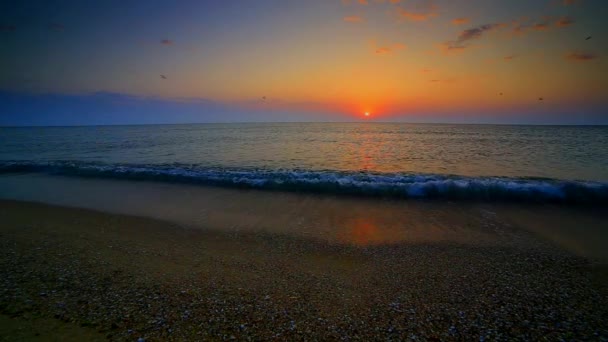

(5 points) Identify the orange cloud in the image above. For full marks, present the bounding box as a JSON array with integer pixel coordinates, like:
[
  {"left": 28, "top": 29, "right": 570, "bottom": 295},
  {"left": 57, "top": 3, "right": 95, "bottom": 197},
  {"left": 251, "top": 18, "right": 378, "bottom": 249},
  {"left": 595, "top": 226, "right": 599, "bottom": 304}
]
[
  {"left": 359, "top": 0, "right": 368, "bottom": 4},
  {"left": 451, "top": 17, "right": 470, "bottom": 25},
  {"left": 565, "top": 52, "right": 598, "bottom": 62},
  {"left": 511, "top": 17, "right": 554, "bottom": 36},
  {"left": 555, "top": 16, "right": 575, "bottom": 27},
  {"left": 344, "top": 15, "right": 364, "bottom": 23},
  {"left": 504, "top": 55, "right": 517, "bottom": 61},
  {"left": 532, "top": 21, "right": 551, "bottom": 31},
  {"left": 374, "top": 42, "right": 406, "bottom": 55},
  {"left": 395, "top": 2, "right": 439, "bottom": 22}
]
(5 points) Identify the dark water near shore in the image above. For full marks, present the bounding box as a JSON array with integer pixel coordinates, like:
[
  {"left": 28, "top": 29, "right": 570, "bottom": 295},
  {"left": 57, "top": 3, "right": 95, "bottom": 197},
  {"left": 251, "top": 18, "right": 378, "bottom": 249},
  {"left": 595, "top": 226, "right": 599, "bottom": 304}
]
[{"left": 1, "top": 123, "right": 607, "bottom": 202}]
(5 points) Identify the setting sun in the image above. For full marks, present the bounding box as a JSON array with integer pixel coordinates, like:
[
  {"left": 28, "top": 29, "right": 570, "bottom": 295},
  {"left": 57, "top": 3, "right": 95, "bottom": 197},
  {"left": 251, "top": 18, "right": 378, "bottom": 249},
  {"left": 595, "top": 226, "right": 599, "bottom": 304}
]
[{"left": 364, "top": 112, "right": 370, "bottom": 117}]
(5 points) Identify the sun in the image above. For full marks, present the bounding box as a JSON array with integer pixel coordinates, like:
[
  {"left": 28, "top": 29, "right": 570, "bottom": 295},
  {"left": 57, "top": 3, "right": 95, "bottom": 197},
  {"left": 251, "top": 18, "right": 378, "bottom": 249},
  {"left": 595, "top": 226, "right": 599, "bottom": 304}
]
[{"left": 364, "top": 112, "right": 370, "bottom": 117}]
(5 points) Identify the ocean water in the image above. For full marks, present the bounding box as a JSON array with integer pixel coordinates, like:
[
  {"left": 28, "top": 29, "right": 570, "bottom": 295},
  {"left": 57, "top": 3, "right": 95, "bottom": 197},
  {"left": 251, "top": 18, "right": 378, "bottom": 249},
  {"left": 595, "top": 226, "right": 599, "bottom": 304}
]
[{"left": 1, "top": 123, "right": 607, "bottom": 203}]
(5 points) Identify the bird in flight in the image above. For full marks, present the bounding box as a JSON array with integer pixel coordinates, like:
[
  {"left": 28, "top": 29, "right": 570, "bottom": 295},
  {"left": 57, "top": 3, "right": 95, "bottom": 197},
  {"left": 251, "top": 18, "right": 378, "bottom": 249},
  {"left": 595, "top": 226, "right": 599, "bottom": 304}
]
[
  {"left": 499, "top": 92, "right": 503, "bottom": 96},
  {"left": 160, "top": 75, "right": 167, "bottom": 79},
  {"left": 261, "top": 96, "right": 266, "bottom": 101},
  {"left": 538, "top": 97, "right": 544, "bottom": 101},
  {"left": 585, "top": 36, "right": 592, "bottom": 41}
]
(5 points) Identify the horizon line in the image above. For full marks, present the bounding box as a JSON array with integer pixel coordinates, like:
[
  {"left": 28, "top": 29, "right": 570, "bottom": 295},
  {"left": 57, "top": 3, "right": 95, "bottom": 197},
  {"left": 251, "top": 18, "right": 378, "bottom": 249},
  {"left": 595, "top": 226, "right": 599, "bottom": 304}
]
[{"left": 2, "top": 121, "right": 608, "bottom": 128}]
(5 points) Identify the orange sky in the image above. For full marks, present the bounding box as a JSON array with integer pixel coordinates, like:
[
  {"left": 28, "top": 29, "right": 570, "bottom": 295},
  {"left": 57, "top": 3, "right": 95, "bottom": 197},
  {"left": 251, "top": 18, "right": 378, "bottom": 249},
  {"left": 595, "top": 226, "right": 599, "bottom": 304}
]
[{"left": 1, "top": 0, "right": 607, "bottom": 123}]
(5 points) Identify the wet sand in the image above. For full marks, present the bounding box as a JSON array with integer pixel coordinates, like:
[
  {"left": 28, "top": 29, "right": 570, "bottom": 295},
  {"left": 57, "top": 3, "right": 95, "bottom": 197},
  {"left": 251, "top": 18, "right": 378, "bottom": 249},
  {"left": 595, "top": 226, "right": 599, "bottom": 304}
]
[
  {"left": 1, "top": 174, "right": 608, "bottom": 261},
  {"left": 1, "top": 199, "right": 607, "bottom": 340}
]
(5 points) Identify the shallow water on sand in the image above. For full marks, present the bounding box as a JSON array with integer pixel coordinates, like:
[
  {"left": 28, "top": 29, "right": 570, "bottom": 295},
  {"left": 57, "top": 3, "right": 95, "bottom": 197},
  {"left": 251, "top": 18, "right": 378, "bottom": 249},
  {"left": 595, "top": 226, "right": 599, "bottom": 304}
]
[{"left": 1, "top": 174, "right": 606, "bottom": 261}]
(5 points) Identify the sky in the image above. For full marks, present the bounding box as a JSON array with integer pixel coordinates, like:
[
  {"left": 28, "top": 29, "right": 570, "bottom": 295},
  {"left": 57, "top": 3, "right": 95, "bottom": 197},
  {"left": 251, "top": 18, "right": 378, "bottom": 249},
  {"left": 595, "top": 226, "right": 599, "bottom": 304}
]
[{"left": 1, "top": 0, "right": 607, "bottom": 125}]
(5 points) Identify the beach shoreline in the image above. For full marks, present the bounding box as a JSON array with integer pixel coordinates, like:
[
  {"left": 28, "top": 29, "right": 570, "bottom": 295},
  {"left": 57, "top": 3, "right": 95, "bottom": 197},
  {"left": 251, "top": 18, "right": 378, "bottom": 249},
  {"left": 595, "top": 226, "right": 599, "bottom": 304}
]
[{"left": 1, "top": 199, "right": 607, "bottom": 340}]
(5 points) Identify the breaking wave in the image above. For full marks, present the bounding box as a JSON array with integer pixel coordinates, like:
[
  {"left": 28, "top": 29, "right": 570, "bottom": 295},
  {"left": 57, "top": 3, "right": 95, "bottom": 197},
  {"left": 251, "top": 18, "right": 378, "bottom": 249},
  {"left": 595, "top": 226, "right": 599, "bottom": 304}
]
[{"left": 1, "top": 161, "right": 607, "bottom": 204}]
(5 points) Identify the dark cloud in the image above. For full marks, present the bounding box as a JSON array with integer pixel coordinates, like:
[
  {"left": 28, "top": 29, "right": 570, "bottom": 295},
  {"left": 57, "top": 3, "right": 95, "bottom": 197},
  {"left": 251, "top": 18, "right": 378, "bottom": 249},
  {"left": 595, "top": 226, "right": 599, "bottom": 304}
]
[
  {"left": 504, "top": 55, "right": 517, "bottom": 61},
  {"left": 459, "top": 24, "right": 502, "bottom": 41},
  {"left": 160, "top": 39, "right": 173, "bottom": 45},
  {"left": 442, "top": 23, "right": 503, "bottom": 52},
  {"left": 565, "top": 52, "right": 598, "bottom": 62}
]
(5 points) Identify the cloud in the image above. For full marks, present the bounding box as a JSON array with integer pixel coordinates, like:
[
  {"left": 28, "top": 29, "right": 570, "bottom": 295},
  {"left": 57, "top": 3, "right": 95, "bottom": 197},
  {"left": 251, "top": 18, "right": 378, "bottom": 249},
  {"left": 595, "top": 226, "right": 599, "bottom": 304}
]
[
  {"left": 160, "top": 39, "right": 173, "bottom": 45},
  {"left": 359, "top": 0, "right": 368, "bottom": 4},
  {"left": 442, "top": 23, "right": 503, "bottom": 52},
  {"left": 563, "top": 0, "right": 581, "bottom": 5},
  {"left": 344, "top": 15, "right": 364, "bottom": 23},
  {"left": 565, "top": 52, "right": 598, "bottom": 62},
  {"left": 555, "top": 16, "right": 575, "bottom": 27},
  {"left": 532, "top": 21, "right": 551, "bottom": 31},
  {"left": 451, "top": 18, "right": 470, "bottom": 25},
  {"left": 48, "top": 23, "right": 65, "bottom": 32},
  {"left": 374, "top": 42, "right": 406, "bottom": 55},
  {"left": 429, "top": 78, "right": 457, "bottom": 84},
  {"left": 504, "top": 55, "right": 517, "bottom": 61},
  {"left": 395, "top": 1, "right": 439, "bottom": 22},
  {"left": 439, "top": 43, "right": 467, "bottom": 54},
  {"left": 511, "top": 18, "right": 552, "bottom": 36},
  {"left": 459, "top": 23, "right": 503, "bottom": 40},
  {"left": 511, "top": 16, "right": 574, "bottom": 35}
]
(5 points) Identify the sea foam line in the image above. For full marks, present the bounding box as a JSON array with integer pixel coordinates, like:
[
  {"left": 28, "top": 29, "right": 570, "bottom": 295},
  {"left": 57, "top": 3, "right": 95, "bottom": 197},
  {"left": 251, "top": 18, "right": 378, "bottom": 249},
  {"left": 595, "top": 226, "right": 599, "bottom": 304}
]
[{"left": 1, "top": 161, "right": 607, "bottom": 203}]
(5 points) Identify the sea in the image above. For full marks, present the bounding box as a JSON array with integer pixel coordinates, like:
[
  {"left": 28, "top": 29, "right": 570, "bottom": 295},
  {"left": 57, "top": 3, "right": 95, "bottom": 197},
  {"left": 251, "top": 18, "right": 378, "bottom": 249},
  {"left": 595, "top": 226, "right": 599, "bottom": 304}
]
[{"left": 1, "top": 123, "right": 607, "bottom": 203}]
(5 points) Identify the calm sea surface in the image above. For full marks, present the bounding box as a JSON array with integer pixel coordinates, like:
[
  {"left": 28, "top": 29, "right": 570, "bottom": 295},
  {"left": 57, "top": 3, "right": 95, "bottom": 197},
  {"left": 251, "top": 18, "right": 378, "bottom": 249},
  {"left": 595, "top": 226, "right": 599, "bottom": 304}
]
[{"left": 2, "top": 123, "right": 606, "bottom": 180}]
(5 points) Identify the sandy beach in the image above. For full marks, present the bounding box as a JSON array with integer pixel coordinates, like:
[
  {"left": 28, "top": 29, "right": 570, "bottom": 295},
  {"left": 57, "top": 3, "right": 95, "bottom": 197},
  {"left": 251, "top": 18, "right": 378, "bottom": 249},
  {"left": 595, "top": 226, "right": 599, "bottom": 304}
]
[{"left": 1, "top": 199, "right": 607, "bottom": 341}]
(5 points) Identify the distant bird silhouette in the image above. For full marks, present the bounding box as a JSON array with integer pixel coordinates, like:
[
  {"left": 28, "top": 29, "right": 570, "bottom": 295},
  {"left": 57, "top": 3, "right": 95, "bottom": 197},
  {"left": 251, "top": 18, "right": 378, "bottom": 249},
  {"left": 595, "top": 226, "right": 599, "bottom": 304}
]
[
  {"left": 538, "top": 97, "right": 544, "bottom": 101},
  {"left": 160, "top": 75, "right": 167, "bottom": 79},
  {"left": 499, "top": 92, "right": 503, "bottom": 96},
  {"left": 585, "top": 36, "right": 592, "bottom": 41},
  {"left": 261, "top": 96, "right": 266, "bottom": 101}
]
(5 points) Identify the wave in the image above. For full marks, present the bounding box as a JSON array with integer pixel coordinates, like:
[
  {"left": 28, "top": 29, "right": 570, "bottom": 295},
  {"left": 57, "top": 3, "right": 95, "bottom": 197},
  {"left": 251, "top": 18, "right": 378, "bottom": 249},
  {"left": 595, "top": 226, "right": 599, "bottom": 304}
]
[{"left": 1, "top": 161, "right": 607, "bottom": 204}]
